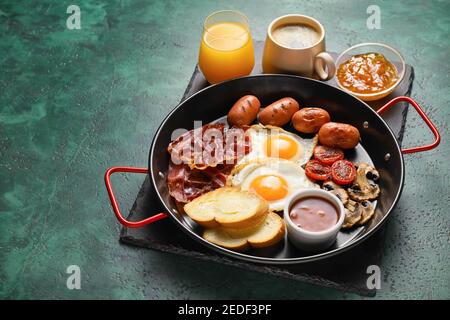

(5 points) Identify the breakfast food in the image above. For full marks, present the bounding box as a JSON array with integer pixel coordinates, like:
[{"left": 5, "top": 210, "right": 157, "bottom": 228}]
[
  {"left": 168, "top": 123, "right": 250, "bottom": 170},
  {"left": 289, "top": 196, "right": 339, "bottom": 232},
  {"left": 258, "top": 97, "right": 300, "bottom": 126},
  {"left": 237, "top": 124, "right": 318, "bottom": 166},
  {"left": 318, "top": 122, "right": 360, "bottom": 149},
  {"left": 272, "top": 23, "right": 320, "bottom": 49},
  {"left": 341, "top": 199, "right": 363, "bottom": 228},
  {"left": 337, "top": 52, "right": 398, "bottom": 95},
  {"left": 167, "top": 123, "right": 251, "bottom": 203},
  {"left": 322, "top": 180, "right": 349, "bottom": 205},
  {"left": 227, "top": 95, "right": 261, "bottom": 126},
  {"left": 292, "top": 107, "right": 330, "bottom": 133},
  {"left": 305, "top": 160, "right": 331, "bottom": 181},
  {"left": 199, "top": 12, "right": 254, "bottom": 84},
  {"left": 331, "top": 160, "right": 356, "bottom": 185},
  {"left": 305, "top": 155, "right": 356, "bottom": 186},
  {"left": 168, "top": 162, "right": 233, "bottom": 203},
  {"left": 313, "top": 145, "right": 344, "bottom": 165},
  {"left": 321, "top": 162, "right": 380, "bottom": 229},
  {"left": 356, "top": 200, "right": 375, "bottom": 225},
  {"left": 203, "top": 212, "right": 285, "bottom": 251},
  {"left": 228, "top": 159, "right": 318, "bottom": 211},
  {"left": 184, "top": 187, "right": 269, "bottom": 228},
  {"left": 342, "top": 199, "right": 375, "bottom": 229},
  {"left": 347, "top": 163, "right": 380, "bottom": 201},
  {"left": 165, "top": 93, "right": 381, "bottom": 249}
]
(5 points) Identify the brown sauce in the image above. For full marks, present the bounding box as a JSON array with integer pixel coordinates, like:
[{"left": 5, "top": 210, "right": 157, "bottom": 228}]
[
  {"left": 337, "top": 52, "right": 398, "bottom": 94},
  {"left": 289, "top": 196, "right": 339, "bottom": 232}
]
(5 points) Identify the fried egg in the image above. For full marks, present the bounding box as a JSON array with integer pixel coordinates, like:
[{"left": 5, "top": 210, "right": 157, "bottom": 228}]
[
  {"left": 238, "top": 124, "right": 318, "bottom": 166},
  {"left": 228, "top": 159, "right": 318, "bottom": 211}
]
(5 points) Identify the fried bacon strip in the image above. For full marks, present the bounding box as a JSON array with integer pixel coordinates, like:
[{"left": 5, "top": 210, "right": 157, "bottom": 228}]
[
  {"left": 166, "top": 124, "right": 250, "bottom": 203},
  {"left": 167, "top": 162, "right": 234, "bottom": 203},
  {"left": 167, "top": 123, "right": 250, "bottom": 169}
]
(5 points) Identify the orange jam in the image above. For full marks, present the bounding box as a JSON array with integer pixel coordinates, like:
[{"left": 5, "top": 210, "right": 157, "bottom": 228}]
[{"left": 337, "top": 52, "right": 398, "bottom": 94}]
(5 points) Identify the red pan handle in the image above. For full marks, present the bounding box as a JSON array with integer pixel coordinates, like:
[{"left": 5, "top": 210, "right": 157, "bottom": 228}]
[
  {"left": 377, "top": 96, "right": 440, "bottom": 154},
  {"left": 104, "top": 166, "right": 168, "bottom": 227}
]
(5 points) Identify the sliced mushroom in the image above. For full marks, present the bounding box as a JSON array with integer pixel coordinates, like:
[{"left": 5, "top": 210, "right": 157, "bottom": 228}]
[
  {"left": 322, "top": 180, "right": 349, "bottom": 205},
  {"left": 357, "top": 200, "right": 375, "bottom": 225},
  {"left": 342, "top": 199, "right": 375, "bottom": 229},
  {"left": 348, "top": 163, "right": 380, "bottom": 201},
  {"left": 342, "top": 199, "right": 362, "bottom": 229}
]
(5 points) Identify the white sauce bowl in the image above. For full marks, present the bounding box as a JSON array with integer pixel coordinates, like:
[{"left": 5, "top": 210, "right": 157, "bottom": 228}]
[{"left": 284, "top": 188, "right": 345, "bottom": 251}]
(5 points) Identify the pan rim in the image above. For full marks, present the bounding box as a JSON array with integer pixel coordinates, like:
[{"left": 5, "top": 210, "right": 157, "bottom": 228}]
[{"left": 149, "top": 74, "right": 405, "bottom": 264}]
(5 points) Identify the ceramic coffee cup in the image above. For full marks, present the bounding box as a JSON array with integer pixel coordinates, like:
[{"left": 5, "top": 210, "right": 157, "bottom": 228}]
[{"left": 262, "top": 14, "right": 335, "bottom": 80}]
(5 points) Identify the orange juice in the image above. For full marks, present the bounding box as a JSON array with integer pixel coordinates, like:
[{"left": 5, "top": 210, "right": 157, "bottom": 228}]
[{"left": 199, "top": 22, "right": 254, "bottom": 84}]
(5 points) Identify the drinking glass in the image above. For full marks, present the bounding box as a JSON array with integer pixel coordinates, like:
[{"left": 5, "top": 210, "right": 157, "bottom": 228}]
[{"left": 199, "top": 10, "right": 255, "bottom": 84}]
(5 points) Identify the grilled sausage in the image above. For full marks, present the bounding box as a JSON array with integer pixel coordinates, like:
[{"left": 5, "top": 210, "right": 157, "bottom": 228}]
[
  {"left": 292, "top": 107, "right": 330, "bottom": 133},
  {"left": 227, "top": 95, "right": 261, "bottom": 126},
  {"left": 259, "top": 97, "right": 300, "bottom": 127},
  {"left": 318, "top": 122, "right": 360, "bottom": 149}
]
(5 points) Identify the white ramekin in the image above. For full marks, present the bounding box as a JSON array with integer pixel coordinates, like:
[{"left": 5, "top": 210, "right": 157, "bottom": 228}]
[{"left": 284, "top": 189, "right": 345, "bottom": 251}]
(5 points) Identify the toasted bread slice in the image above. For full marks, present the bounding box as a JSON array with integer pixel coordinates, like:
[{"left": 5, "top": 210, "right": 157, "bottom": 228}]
[
  {"left": 184, "top": 187, "right": 269, "bottom": 228},
  {"left": 203, "top": 212, "right": 285, "bottom": 251}
]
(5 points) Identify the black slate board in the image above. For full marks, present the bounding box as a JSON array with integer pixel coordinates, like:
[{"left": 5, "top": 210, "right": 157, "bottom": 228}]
[{"left": 119, "top": 42, "right": 414, "bottom": 297}]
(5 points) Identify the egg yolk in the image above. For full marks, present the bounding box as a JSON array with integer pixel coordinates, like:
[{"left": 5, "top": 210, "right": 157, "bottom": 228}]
[
  {"left": 249, "top": 174, "right": 288, "bottom": 201},
  {"left": 265, "top": 135, "right": 299, "bottom": 160}
]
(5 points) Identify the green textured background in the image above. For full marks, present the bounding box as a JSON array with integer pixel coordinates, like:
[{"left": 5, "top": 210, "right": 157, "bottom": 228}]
[{"left": 0, "top": 0, "right": 449, "bottom": 299}]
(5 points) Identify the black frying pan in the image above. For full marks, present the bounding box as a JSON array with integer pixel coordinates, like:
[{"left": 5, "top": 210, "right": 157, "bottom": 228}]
[{"left": 105, "top": 75, "right": 440, "bottom": 264}]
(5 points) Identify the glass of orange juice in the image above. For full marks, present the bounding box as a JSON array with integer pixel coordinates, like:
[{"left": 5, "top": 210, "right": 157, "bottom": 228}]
[{"left": 199, "top": 10, "right": 255, "bottom": 84}]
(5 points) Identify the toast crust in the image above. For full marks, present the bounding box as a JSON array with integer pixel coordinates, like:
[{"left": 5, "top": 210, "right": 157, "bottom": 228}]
[
  {"left": 184, "top": 187, "right": 269, "bottom": 229},
  {"left": 203, "top": 212, "right": 285, "bottom": 251}
]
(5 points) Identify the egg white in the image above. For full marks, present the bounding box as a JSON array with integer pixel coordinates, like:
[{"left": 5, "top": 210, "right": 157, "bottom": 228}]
[
  {"left": 228, "top": 158, "right": 319, "bottom": 211},
  {"left": 238, "top": 124, "right": 318, "bottom": 166}
]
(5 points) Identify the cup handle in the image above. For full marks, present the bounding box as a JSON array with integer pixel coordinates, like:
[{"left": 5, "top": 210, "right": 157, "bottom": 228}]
[{"left": 314, "top": 52, "right": 336, "bottom": 81}]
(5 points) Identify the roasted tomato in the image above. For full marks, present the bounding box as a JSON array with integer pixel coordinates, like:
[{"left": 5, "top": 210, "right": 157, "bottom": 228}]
[
  {"left": 305, "top": 160, "right": 331, "bottom": 181},
  {"left": 313, "top": 145, "right": 344, "bottom": 165},
  {"left": 331, "top": 160, "right": 356, "bottom": 185}
]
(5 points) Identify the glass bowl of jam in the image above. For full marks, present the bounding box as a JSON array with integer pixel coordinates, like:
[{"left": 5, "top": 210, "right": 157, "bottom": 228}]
[{"left": 335, "top": 43, "right": 405, "bottom": 101}]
